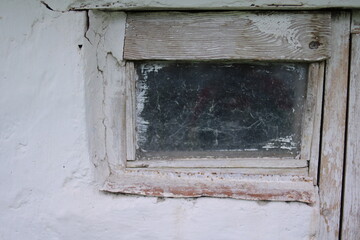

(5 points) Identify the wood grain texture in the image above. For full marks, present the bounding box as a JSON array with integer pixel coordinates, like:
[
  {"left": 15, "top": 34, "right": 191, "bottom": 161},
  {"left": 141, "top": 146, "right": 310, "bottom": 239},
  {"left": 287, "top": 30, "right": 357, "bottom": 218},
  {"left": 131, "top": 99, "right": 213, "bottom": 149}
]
[
  {"left": 304, "top": 62, "right": 325, "bottom": 183},
  {"left": 126, "top": 62, "right": 136, "bottom": 161},
  {"left": 124, "top": 12, "right": 331, "bottom": 61},
  {"left": 66, "top": 0, "right": 360, "bottom": 11},
  {"left": 318, "top": 12, "right": 351, "bottom": 240},
  {"left": 301, "top": 63, "right": 319, "bottom": 160},
  {"left": 341, "top": 28, "right": 360, "bottom": 239},
  {"left": 127, "top": 158, "right": 308, "bottom": 168},
  {"left": 130, "top": 167, "right": 308, "bottom": 176},
  {"left": 103, "top": 169, "right": 316, "bottom": 203}
]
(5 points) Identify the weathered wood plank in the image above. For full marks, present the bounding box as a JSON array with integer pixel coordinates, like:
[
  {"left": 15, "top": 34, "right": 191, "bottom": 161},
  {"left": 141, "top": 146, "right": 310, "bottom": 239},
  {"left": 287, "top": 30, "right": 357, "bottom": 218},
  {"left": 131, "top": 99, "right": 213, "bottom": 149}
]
[
  {"left": 127, "top": 159, "right": 308, "bottom": 168},
  {"left": 318, "top": 12, "right": 351, "bottom": 240},
  {"left": 64, "top": 0, "right": 360, "bottom": 11},
  {"left": 301, "top": 63, "right": 320, "bottom": 160},
  {"left": 103, "top": 170, "right": 316, "bottom": 203},
  {"left": 124, "top": 12, "right": 331, "bottom": 61},
  {"left": 126, "top": 62, "right": 136, "bottom": 161},
  {"left": 304, "top": 62, "right": 325, "bottom": 183},
  {"left": 131, "top": 167, "right": 308, "bottom": 176},
  {"left": 341, "top": 25, "right": 360, "bottom": 239}
]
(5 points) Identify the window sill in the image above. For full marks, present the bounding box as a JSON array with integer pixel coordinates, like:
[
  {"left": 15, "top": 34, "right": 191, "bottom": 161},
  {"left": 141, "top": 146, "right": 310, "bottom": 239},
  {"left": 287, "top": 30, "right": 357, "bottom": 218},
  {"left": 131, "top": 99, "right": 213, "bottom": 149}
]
[{"left": 102, "top": 169, "right": 316, "bottom": 203}]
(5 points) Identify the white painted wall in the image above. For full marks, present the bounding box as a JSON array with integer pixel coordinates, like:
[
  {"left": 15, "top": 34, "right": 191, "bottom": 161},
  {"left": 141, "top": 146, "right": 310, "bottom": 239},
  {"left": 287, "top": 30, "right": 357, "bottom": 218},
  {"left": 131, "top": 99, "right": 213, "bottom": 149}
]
[{"left": 0, "top": 1, "right": 318, "bottom": 239}]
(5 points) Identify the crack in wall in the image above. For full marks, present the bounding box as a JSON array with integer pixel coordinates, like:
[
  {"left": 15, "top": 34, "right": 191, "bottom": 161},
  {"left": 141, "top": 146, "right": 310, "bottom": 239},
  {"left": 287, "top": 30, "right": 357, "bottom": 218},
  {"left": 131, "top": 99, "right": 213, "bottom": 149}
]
[
  {"left": 84, "top": 10, "right": 91, "bottom": 44},
  {"left": 89, "top": 11, "right": 126, "bottom": 174},
  {"left": 40, "top": 1, "right": 67, "bottom": 13}
]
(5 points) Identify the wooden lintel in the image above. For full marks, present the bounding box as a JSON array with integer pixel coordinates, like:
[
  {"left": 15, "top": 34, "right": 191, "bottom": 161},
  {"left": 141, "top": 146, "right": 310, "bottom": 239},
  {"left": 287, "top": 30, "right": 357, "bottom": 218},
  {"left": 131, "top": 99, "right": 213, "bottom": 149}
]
[{"left": 124, "top": 12, "right": 331, "bottom": 61}]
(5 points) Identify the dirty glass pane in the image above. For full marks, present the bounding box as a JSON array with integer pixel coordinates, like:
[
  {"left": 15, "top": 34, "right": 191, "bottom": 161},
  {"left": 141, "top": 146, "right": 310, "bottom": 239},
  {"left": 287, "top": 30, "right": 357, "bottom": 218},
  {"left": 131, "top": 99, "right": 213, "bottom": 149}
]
[{"left": 135, "top": 61, "right": 308, "bottom": 159}]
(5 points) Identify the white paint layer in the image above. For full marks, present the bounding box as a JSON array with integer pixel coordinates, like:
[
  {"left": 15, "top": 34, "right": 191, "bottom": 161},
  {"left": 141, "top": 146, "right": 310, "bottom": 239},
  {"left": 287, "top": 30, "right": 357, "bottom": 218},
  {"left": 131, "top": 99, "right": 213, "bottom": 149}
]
[
  {"left": 0, "top": 1, "right": 318, "bottom": 239},
  {"left": 43, "top": 0, "right": 360, "bottom": 11}
]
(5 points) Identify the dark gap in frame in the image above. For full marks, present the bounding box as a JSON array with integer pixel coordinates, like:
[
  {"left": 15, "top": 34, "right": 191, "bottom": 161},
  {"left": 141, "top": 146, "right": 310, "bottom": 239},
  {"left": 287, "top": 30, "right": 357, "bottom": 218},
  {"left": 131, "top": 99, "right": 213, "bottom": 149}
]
[{"left": 339, "top": 12, "right": 353, "bottom": 240}]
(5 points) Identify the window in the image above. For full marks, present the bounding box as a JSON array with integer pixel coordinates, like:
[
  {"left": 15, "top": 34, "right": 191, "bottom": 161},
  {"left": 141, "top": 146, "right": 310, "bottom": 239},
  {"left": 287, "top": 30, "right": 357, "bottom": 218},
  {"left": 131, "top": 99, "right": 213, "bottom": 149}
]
[
  {"left": 84, "top": 8, "right": 352, "bottom": 238},
  {"left": 134, "top": 61, "right": 307, "bottom": 159},
  {"left": 94, "top": 11, "right": 333, "bottom": 203}
]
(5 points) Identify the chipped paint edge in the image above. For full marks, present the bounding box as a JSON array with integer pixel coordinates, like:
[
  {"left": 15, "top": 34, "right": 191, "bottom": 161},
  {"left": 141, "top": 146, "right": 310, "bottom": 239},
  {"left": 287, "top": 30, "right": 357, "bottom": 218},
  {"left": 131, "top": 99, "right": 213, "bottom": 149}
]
[
  {"left": 43, "top": 0, "right": 360, "bottom": 12},
  {"left": 102, "top": 170, "right": 316, "bottom": 203}
]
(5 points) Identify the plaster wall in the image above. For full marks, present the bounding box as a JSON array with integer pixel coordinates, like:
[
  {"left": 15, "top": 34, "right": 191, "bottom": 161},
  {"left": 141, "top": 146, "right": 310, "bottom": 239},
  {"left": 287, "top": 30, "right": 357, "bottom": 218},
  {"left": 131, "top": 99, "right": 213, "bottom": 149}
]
[{"left": 0, "top": 1, "right": 318, "bottom": 239}]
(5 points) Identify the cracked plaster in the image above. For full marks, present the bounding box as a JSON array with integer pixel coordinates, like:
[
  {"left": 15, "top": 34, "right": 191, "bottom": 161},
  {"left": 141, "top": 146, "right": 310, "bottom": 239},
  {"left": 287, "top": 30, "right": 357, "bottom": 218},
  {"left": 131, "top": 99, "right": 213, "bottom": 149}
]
[{"left": 0, "top": 1, "right": 319, "bottom": 239}]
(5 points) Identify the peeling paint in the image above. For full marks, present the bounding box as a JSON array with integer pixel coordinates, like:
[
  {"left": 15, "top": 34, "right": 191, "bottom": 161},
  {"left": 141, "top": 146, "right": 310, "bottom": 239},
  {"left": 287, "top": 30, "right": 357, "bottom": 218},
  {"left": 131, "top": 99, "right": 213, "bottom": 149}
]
[
  {"left": 262, "top": 135, "right": 297, "bottom": 151},
  {"left": 0, "top": 2, "right": 321, "bottom": 239}
]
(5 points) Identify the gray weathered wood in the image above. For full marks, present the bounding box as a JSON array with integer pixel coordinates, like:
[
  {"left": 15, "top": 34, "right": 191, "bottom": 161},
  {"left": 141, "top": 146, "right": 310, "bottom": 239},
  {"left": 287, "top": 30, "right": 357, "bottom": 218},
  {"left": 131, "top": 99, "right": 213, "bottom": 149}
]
[
  {"left": 124, "top": 12, "right": 331, "bottom": 61},
  {"left": 318, "top": 12, "right": 351, "bottom": 240},
  {"left": 126, "top": 62, "right": 136, "bottom": 161},
  {"left": 131, "top": 167, "right": 308, "bottom": 176},
  {"left": 341, "top": 17, "right": 360, "bottom": 239},
  {"left": 301, "top": 63, "right": 319, "bottom": 160},
  {"left": 304, "top": 62, "right": 325, "bottom": 183},
  {"left": 63, "top": 0, "right": 360, "bottom": 11},
  {"left": 103, "top": 169, "right": 316, "bottom": 203},
  {"left": 127, "top": 158, "right": 308, "bottom": 169}
]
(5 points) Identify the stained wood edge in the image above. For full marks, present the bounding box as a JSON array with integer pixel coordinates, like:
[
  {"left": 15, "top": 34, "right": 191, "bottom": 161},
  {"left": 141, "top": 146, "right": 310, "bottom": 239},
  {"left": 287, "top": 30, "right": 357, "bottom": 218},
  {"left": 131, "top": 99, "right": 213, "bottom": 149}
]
[
  {"left": 102, "top": 170, "right": 316, "bottom": 203},
  {"left": 65, "top": 0, "right": 360, "bottom": 11}
]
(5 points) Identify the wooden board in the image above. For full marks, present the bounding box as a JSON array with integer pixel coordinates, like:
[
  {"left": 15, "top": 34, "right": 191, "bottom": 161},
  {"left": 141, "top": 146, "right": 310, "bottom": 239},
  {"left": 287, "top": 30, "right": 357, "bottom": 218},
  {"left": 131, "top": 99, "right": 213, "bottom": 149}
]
[
  {"left": 304, "top": 62, "right": 325, "bottom": 183},
  {"left": 130, "top": 167, "right": 308, "bottom": 176},
  {"left": 127, "top": 158, "right": 308, "bottom": 168},
  {"left": 126, "top": 62, "right": 136, "bottom": 161},
  {"left": 103, "top": 169, "right": 316, "bottom": 203},
  {"left": 124, "top": 12, "right": 331, "bottom": 61},
  {"left": 318, "top": 11, "right": 351, "bottom": 240},
  {"left": 65, "top": 0, "right": 360, "bottom": 11},
  {"left": 341, "top": 17, "right": 360, "bottom": 239}
]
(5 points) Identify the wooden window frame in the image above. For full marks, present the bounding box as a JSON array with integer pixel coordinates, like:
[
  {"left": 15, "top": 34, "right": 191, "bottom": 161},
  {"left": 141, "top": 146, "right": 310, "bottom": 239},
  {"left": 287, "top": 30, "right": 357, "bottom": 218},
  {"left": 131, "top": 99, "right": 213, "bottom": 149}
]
[
  {"left": 94, "top": 11, "right": 337, "bottom": 204},
  {"left": 82, "top": 7, "right": 351, "bottom": 240},
  {"left": 125, "top": 61, "right": 323, "bottom": 176}
]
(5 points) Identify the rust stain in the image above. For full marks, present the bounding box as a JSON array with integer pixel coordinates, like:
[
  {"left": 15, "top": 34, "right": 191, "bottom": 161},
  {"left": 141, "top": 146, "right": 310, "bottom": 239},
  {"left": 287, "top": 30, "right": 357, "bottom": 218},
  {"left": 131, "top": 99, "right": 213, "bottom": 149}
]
[
  {"left": 114, "top": 183, "right": 313, "bottom": 203},
  {"left": 104, "top": 169, "right": 315, "bottom": 203}
]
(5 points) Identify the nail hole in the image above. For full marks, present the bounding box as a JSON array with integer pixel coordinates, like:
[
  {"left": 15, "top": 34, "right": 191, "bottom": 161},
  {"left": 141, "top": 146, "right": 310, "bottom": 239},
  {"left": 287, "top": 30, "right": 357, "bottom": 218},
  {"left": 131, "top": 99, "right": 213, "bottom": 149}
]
[{"left": 309, "top": 41, "right": 320, "bottom": 49}]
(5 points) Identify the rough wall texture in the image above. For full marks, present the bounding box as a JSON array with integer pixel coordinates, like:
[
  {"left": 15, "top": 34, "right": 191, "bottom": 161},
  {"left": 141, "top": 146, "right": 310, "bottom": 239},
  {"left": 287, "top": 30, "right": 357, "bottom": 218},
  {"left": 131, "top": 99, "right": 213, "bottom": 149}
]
[{"left": 0, "top": 1, "right": 318, "bottom": 239}]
